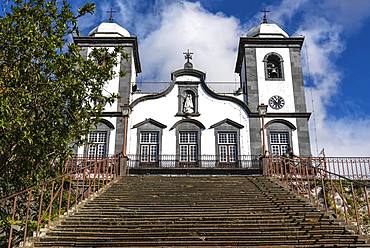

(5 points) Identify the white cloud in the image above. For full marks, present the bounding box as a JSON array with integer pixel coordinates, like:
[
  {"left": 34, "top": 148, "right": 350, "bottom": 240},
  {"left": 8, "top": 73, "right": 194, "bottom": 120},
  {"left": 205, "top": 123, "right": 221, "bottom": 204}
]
[
  {"left": 139, "top": 1, "right": 242, "bottom": 85},
  {"left": 270, "top": 0, "right": 370, "bottom": 156}
]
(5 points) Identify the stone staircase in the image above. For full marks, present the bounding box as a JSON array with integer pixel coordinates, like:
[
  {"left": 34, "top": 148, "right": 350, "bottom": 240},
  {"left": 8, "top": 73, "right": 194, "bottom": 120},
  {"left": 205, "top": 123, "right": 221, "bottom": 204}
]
[{"left": 34, "top": 176, "right": 368, "bottom": 247}]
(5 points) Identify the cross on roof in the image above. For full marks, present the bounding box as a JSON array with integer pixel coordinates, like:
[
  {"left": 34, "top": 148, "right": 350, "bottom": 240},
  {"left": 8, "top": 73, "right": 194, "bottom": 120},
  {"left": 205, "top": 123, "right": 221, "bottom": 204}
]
[
  {"left": 107, "top": 8, "right": 116, "bottom": 23},
  {"left": 261, "top": 8, "right": 270, "bottom": 23},
  {"left": 183, "top": 49, "right": 193, "bottom": 63}
]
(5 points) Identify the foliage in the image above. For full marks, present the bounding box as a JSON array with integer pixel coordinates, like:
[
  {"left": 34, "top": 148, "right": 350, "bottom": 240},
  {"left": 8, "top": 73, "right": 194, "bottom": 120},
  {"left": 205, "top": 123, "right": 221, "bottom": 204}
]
[{"left": 0, "top": 0, "right": 126, "bottom": 194}]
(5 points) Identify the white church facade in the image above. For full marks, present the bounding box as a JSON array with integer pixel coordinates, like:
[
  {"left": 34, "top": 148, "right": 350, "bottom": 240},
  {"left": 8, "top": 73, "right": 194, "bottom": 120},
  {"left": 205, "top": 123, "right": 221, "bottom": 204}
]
[{"left": 73, "top": 19, "right": 311, "bottom": 169}]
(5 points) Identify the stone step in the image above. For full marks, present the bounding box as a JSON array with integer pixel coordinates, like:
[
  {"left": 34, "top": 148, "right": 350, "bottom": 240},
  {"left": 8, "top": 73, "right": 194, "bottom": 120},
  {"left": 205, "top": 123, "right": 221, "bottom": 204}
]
[{"left": 33, "top": 176, "right": 366, "bottom": 247}]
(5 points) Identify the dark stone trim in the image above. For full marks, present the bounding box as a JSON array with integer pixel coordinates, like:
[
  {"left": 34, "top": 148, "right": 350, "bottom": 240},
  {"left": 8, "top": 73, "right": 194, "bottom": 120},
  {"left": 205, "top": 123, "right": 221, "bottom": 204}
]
[
  {"left": 73, "top": 36, "right": 141, "bottom": 73},
  {"left": 170, "top": 119, "right": 206, "bottom": 131},
  {"left": 235, "top": 37, "right": 304, "bottom": 73},
  {"left": 100, "top": 119, "right": 115, "bottom": 130},
  {"left": 265, "top": 119, "right": 296, "bottom": 131},
  {"left": 296, "top": 118, "right": 312, "bottom": 156},
  {"left": 132, "top": 118, "right": 167, "bottom": 129},
  {"left": 130, "top": 82, "right": 176, "bottom": 108},
  {"left": 177, "top": 86, "right": 199, "bottom": 116},
  {"left": 264, "top": 112, "right": 311, "bottom": 119},
  {"left": 171, "top": 68, "right": 206, "bottom": 82},
  {"left": 289, "top": 47, "right": 307, "bottom": 113},
  {"left": 244, "top": 48, "right": 259, "bottom": 109},
  {"left": 249, "top": 118, "right": 262, "bottom": 157},
  {"left": 131, "top": 80, "right": 255, "bottom": 116},
  {"left": 209, "top": 118, "right": 244, "bottom": 129},
  {"left": 175, "top": 113, "right": 201, "bottom": 117},
  {"left": 101, "top": 111, "right": 122, "bottom": 117}
]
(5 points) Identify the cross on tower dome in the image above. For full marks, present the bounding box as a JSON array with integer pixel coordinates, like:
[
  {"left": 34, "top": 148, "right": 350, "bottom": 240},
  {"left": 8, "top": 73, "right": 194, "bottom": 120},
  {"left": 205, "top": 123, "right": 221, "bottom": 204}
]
[
  {"left": 183, "top": 49, "right": 194, "bottom": 69},
  {"left": 261, "top": 8, "right": 270, "bottom": 24},
  {"left": 106, "top": 8, "right": 116, "bottom": 23}
]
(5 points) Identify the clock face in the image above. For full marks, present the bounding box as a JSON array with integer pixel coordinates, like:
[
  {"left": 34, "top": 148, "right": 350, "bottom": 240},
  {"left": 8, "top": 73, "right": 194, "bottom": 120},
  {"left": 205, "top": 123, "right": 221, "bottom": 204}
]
[{"left": 269, "top": 95, "right": 285, "bottom": 110}]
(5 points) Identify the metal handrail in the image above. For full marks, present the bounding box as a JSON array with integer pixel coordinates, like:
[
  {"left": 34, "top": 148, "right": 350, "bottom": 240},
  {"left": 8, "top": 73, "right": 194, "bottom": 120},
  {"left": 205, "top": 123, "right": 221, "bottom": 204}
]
[
  {"left": 0, "top": 154, "right": 120, "bottom": 248},
  {"left": 264, "top": 156, "right": 370, "bottom": 235}
]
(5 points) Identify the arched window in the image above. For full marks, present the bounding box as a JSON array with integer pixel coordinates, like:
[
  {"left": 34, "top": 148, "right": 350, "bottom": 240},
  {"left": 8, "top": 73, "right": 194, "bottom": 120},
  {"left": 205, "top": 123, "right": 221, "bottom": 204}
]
[
  {"left": 132, "top": 118, "right": 167, "bottom": 167},
  {"left": 210, "top": 119, "right": 244, "bottom": 167},
  {"left": 170, "top": 119, "right": 205, "bottom": 167},
  {"left": 265, "top": 120, "right": 296, "bottom": 156},
  {"left": 84, "top": 119, "right": 114, "bottom": 158},
  {"left": 264, "top": 53, "right": 284, "bottom": 80}
]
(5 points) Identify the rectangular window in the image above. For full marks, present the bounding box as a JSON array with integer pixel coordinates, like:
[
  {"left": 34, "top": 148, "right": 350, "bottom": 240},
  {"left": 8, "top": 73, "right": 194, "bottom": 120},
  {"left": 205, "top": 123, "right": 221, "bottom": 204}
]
[
  {"left": 140, "top": 131, "right": 159, "bottom": 163},
  {"left": 179, "top": 132, "right": 198, "bottom": 162},
  {"left": 270, "top": 132, "right": 289, "bottom": 156},
  {"left": 217, "top": 132, "right": 237, "bottom": 163},
  {"left": 87, "top": 131, "right": 107, "bottom": 158}
]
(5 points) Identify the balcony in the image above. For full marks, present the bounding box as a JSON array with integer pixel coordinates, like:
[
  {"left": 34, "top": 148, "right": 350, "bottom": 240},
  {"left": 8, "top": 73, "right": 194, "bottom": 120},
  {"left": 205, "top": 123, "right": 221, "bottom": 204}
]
[{"left": 126, "top": 154, "right": 262, "bottom": 175}]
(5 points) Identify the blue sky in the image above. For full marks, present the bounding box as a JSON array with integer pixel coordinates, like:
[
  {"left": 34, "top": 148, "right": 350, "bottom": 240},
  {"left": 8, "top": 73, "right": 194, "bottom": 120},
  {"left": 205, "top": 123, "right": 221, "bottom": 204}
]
[{"left": 5, "top": 0, "right": 370, "bottom": 155}]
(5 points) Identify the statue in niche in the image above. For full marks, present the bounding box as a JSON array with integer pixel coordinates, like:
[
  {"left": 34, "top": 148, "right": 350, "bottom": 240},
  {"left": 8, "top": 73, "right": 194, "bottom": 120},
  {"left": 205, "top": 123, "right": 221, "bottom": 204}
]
[{"left": 183, "top": 92, "right": 194, "bottom": 114}]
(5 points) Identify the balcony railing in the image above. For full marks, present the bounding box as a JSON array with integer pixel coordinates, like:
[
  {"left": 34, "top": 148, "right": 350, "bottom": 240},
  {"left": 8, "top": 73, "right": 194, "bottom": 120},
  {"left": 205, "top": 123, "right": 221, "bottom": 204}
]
[{"left": 127, "top": 154, "right": 260, "bottom": 169}]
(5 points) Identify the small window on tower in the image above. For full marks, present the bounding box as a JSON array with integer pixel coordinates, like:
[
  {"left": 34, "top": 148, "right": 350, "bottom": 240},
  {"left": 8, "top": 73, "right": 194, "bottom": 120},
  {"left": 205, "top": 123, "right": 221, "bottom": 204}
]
[{"left": 264, "top": 53, "right": 284, "bottom": 80}]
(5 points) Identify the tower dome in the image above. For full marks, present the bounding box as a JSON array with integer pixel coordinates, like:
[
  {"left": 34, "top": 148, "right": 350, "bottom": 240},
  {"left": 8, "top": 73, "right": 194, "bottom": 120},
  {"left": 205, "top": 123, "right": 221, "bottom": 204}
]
[
  {"left": 246, "top": 23, "right": 289, "bottom": 38},
  {"left": 88, "top": 22, "right": 130, "bottom": 37}
]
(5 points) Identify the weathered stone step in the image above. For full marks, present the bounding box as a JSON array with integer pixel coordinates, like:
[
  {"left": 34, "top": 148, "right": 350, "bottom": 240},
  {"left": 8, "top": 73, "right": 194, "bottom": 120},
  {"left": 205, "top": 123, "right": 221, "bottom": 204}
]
[
  {"left": 33, "top": 176, "right": 366, "bottom": 247},
  {"left": 52, "top": 226, "right": 348, "bottom": 233},
  {"left": 47, "top": 229, "right": 352, "bottom": 238}
]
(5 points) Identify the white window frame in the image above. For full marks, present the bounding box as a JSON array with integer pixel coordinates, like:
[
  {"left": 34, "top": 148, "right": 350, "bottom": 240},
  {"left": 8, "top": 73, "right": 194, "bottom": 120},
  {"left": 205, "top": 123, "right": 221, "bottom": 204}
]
[
  {"left": 270, "top": 132, "right": 289, "bottom": 156},
  {"left": 87, "top": 131, "right": 108, "bottom": 158},
  {"left": 179, "top": 132, "right": 198, "bottom": 162},
  {"left": 217, "top": 132, "right": 237, "bottom": 163},
  {"left": 140, "top": 131, "right": 159, "bottom": 163}
]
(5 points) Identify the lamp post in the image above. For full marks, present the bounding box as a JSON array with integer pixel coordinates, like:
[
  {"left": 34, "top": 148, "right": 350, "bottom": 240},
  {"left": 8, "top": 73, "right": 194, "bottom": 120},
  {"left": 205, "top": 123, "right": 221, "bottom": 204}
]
[
  {"left": 257, "top": 104, "right": 268, "bottom": 156},
  {"left": 120, "top": 105, "right": 131, "bottom": 176},
  {"left": 120, "top": 105, "right": 131, "bottom": 156}
]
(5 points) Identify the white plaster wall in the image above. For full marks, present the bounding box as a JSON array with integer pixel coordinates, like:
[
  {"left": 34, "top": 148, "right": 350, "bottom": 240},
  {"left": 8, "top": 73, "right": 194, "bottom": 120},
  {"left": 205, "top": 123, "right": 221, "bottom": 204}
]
[
  {"left": 86, "top": 47, "right": 124, "bottom": 112},
  {"left": 106, "top": 117, "right": 117, "bottom": 155},
  {"left": 256, "top": 48, "right": 295, "bottom": 112},
  {"left": 176, "top": 75, "right": 201, "bottom": 82},
  {"left": 127, "top": 84, "right": 251, "bottom": 156}
]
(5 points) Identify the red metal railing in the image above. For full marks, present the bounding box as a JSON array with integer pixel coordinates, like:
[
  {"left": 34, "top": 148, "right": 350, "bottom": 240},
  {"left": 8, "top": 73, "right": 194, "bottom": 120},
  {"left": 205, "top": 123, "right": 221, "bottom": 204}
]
[
  {"left": 0, "top": 154, "right": 120, "bottom": 248},
  {"left": 264, "top": 156, "right": 370, "bottom": 234},
  {"left": 127, "top": 154, "right": 261, "bottom": 169}
]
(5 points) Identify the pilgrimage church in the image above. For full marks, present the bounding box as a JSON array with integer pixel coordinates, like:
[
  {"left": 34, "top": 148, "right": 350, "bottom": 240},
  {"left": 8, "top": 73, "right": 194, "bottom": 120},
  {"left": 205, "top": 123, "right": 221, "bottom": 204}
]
[{"left": 73, "top": 16, "right": 311, "bottom": 168}]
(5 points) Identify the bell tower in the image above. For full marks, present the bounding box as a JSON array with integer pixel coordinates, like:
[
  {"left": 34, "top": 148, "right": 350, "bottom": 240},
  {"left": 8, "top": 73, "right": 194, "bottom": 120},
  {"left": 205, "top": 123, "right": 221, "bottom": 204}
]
[
  {"left": 235, "top": 16, "right": 311, "bottom": 157},
  {"left": 74, "top": 21, "right": 141, "bottom": 156}
]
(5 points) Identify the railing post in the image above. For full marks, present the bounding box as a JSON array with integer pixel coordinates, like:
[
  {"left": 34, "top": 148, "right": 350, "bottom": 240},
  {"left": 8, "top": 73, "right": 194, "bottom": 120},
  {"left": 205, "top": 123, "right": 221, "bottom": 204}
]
[
  {"left": 120, "top": 155, "right": 128, "bottom": 176},
  {"left": 262, "top": 157, "right": 268, "bottom": 176},
  {"left": 8, "top": 196, "right": 17, "bottom": 248}
]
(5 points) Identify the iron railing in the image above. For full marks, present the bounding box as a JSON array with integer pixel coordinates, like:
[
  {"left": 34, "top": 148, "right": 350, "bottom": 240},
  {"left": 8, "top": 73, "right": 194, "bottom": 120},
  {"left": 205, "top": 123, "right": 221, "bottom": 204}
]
[
  {"left": 127, "top": 154, "right": 261, "bottom": 169},
  {"left": 264, "top": 156, "right": 370, "bottom": 235},
  {"left": 0, "top": 155, "right": 120, "bottom": 248}
]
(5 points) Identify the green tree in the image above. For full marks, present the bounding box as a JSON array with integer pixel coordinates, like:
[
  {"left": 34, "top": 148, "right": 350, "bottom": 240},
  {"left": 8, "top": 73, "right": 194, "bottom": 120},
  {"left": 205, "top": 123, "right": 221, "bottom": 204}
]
[{"left": 0, "top": 0, "right": 125, "bottom": 195}]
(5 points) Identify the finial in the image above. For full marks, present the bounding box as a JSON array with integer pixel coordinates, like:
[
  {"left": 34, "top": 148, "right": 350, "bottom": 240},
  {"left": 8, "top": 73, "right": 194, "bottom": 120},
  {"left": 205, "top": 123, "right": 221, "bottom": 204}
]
[
  {"left": 107, "top": 8, "right": 116, "bottom": 23},
  {"left": 261, "top": 8, "right": 270, "bottom": 23},
  {"left": 183, "top": 49, "right": 194, "bottom": 69}
]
